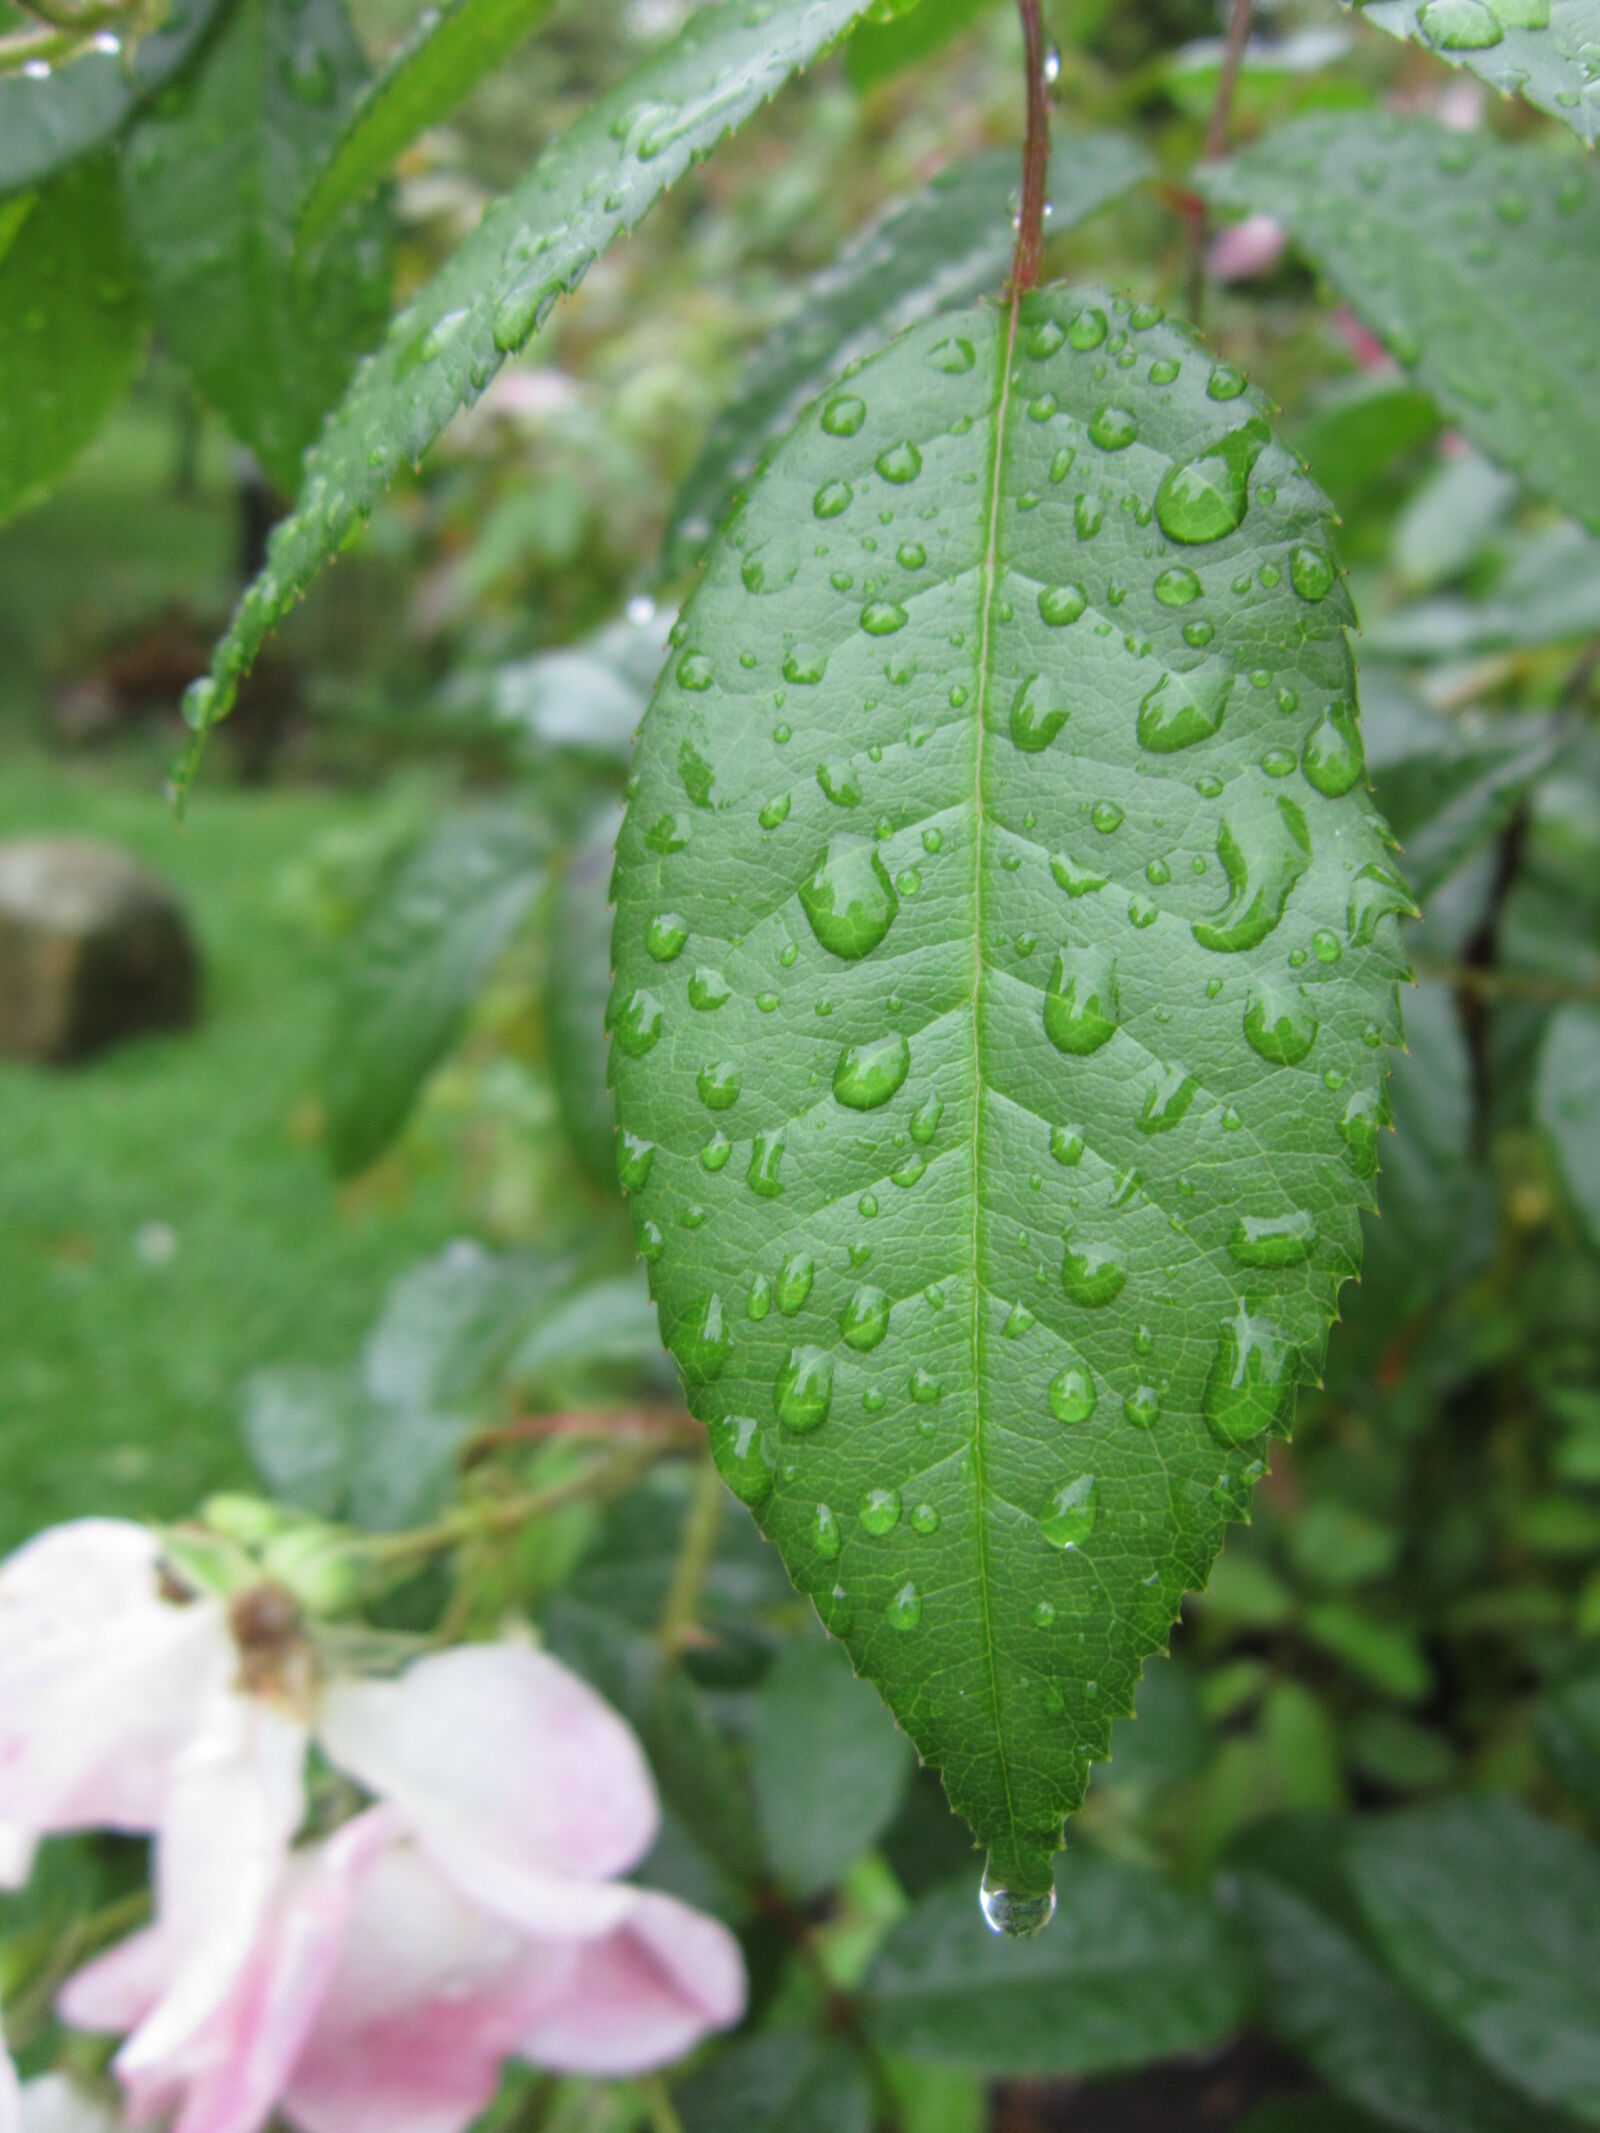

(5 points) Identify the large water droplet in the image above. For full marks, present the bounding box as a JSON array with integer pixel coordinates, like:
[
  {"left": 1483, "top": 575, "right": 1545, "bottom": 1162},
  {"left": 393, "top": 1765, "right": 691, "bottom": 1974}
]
[
  {"left": 822, "top": 395, "right": 866, "bottom": 436},
  {"left": 1192, "top": 798, "right": 1311, "bottom": 953},
  {"left": 776, "top": 1251, "right": 814, "bottom": 1315},
  {"left": 646, "top": 912, "right": 689, "bottom": 963},
  {"left": 1338, "top": 1084, "right": 1389, "bottom": 1177},
  {"left": 1137, "top": 663, "right": 1232, "bottom": 753},
  {"left": 886, "top": 1580, "right": 922, "bottom": 1631},
  {"left": 1010, "top": 674, "right": 1070, "bottom": 753},
  {"left": 1230, "top": 1210, "right": 1317, "bottom": 1266},
  {"left": 1244, "top": 979, "right": 1319, "bottom": 1065},
  {"left": 1420, "top": 0, "right": 1504, "bottom": 45},
  {"left": 910, "top": 1093, "right": 944, "bottom": 1144},
  {"left": 1138, "top": 1062, "right": 1198, "bottom": 1133},
  {"left": 1061, "top": 1237, "right": 1127, "bottom": 1307},
  {"left": 674, "top": 1293, "right": 733, "bottom": 1385},
  {"left": 747, "top": 1128, "right": 786, "bottom": 1198},
  {"left": 861, "top": 600, "right": 909, "bottom": 637},
  {"left": 1347, "top": 863, "right": 1418, "bottom": 946},
  {"left": 841, "top": 1285, "right": 890, "bottom": 1350},
  {"left": 1089, "top": 404, "right": 1139, "bottom": 451},
  {"left": 813, "top": 1503, "right": 841, "bottom": 1558},
  {"left": 876, "top": 441, "right": 923, "bottom": 484},
  {"left": 617, "top": 1130, "right": 654, "bottom": 1191},
  {"left": 860, "top": 1486, "right": 901, "bottom": 1536},
  {"left": 1050, "top": 853, "right": 1108, "bottom": 898},
  {"left": 1049, "top": 1363, "right": 1096, "bottom": 1425},
  {"left": 697, "top": 1059, "right": 741, "bottom": 1110},
  {"left": 834, "top": 1031, "right": 911, "bottom": 1110},
  {"left": 1302, "top": 701, "right": 1364, "bottom": 798},
  {"left": 688, "top": 966, "right": 732, "bottom": 1011},
  {"left": 1043, "top": 945, "right": 1119, "bottom": 1055},
  {"left": 1203, "top": 1302, "right": 1297, "bottom": 1443},
  {"left": 775, "top": 1345, "right": 834, "bottom": 1432},
  {"left": 1289, "top": 543, "right": 1336, "bottom": 602},
  {"left": 1039, "top": 583, "right": 1088, "bottom": 627},
  {"left": 980, "top": 1869, "right": 1056, "bottom": 1938},
  {"left": 1153, "top": 566, "right": 1202, "bottom": 607},
  {"left": 800, "top": 836, "right": 899, "bottom": 959},
  {"left": 709, "top": 1414, "right": 773, "bottom": 1505},
  {"left": 1155, "top": 420, "right": 1268, "bottom": 545},
  {"left": 1041, "top": 1473, "right": 1098, "bottom": 1547},
  {"left": 609, "top": 986, "right": 663, "bottom": 1058}
]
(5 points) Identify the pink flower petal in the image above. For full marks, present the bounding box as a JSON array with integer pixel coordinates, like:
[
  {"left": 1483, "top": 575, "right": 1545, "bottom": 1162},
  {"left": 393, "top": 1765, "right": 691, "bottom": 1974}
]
[
  {"left": 59, "top": 1928, "right": 170, "bottom": 2036},
  {"left": 318, "top": 1646, "right": 658, "bottom": 1934},
  {"left": 114, "top": 1692, "right": 307, "bottom": 2118},
  {"left": 515, "top": 1888, "right": 747, "bottom": 2077},
  {"left": 0, "top": 1523, "right": 233, "bottom": 1842},
  {"left": 1206, "top": 212, "right": 1287, "bottom": 284}
]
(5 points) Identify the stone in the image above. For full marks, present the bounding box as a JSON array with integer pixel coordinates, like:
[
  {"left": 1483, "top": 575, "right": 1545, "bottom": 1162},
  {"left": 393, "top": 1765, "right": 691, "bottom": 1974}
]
[{"left": 0, "top": 837, "right": 200, "bottom": 1065}]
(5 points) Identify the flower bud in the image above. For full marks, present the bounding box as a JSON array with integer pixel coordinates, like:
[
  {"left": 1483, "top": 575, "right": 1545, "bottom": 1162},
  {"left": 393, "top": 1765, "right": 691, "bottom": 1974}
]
[
  {"left": 258, "top": 1526, "right": 370, "bottom": 1618},
  {"left": 201, "top": 1493, "right": 293, "bottom": 1548}
]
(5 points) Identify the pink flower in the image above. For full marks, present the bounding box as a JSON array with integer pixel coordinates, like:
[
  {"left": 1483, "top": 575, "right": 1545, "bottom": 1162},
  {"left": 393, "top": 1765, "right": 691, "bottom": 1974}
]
[
  {"left": 0, "top": 1523, "right": 745, "bottom": 2133},
  {"left": 1206, "top": 212, "right": 1287, "bottom": 284}
]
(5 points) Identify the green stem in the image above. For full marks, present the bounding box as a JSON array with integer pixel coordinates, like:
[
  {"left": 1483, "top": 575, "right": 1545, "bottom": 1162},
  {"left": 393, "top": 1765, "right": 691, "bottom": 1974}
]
[
  {"left": 639, "top": 2076, "right": 688, "bottom": 2133},
  {"left": 357, "top": 1441, "right": 667, "bottom": 1567},
  {"left": 655, "top": 1455, "right": 724, "bottom": 1657},
  {"left": 1184, "top": 0, "right": 1254, "bottom": 321}
]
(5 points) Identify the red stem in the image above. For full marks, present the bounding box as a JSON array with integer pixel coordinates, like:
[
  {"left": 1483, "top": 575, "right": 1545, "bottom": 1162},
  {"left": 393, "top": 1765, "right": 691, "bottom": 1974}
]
[{"left": 1009, "top": 0, "right": 1050, "bottom": 296}]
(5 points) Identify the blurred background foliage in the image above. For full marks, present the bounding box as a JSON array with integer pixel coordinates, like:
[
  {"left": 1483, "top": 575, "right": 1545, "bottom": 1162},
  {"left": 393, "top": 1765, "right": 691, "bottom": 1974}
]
[{"left": 2, "top": 0, "right": 1599, "bottom": 2126}]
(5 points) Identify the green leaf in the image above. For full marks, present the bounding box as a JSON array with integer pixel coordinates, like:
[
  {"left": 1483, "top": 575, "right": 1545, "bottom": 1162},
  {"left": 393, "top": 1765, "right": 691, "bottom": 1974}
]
[
  {"left": 1537, "top": 1667, "right": 1600, "bottom": 1823},
  {"left": 1224, "top": 1833, "right": 1579, "bottom": 2133},
  {"left": 550, "top": 805, "right": 627, "bottom": 1188},
  {"left": 1539, "top": 1004, "right": 1600, "bottom": 1247},
  {"left": 1202, "top": 113, "right": 1600, "bottom": 533},
  {"left": 0, "top": 156, "right": 145, "bottom": 530},
  {"left": 1365, "top": 523, "right": 1600, "bottom": 658},
  {"left": 861, "top": 1853, "right": 1247, "bottom": 2072},
  {"left": 750, "top": 1634, "right": 915, "bottom": 1896},
  {"left": 846, "top": 0, "right": 999, "bottom": 89},
  {"left": 675, "top": 2034, "right": 873, "bottom": 2133},
  {"left": 1346, "top": 0, "right": 1600, "bottom": 148},
  {"left": 0, "top": 0, "right": 230, "bottom": 198},
  {"left": 298, "top": 0, "right": 558, "bottom": 245},
  {"left": 1348, "top": 1798, "right": 1600, "bottom": 2124},
  {"left": 121, "top": 0, "right": 392, "bottom": 491},
  {"left": 180, "top": 0, "right": 885, "bottom": 784},
  {"left": 667, "top": 136, "right": 1154, "bottom": 571},
  {"left": 608, "top": 288, "right": 1407, "bottom": 1902},
  {"left": 321, "top": 808, "right": 543, "bottom": 1176}
]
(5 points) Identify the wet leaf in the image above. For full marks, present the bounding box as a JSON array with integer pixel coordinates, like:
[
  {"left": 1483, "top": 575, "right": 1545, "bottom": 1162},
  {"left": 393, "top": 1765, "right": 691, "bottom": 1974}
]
[{"left": 1347, "top": 0, "right": 1600, "bottom": 148}]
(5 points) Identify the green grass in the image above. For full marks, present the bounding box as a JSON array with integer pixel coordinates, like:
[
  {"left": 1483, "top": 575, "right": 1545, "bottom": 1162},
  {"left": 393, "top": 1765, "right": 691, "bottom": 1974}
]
[{"left": 0, "top": 751, "right": 461, "bottom": 1549}]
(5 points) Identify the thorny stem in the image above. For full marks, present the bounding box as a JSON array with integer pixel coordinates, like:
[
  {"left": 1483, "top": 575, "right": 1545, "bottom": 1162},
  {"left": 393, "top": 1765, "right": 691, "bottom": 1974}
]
[
  {"left": 1184, "top": 0, "right": 1255, "bottom": 322},
  {"left": 1009, "top": 0, "right": 1050, "bottom": 296},
  {"left": 356, "top": 1440, "right": 668, "bottom": 1566},
  {"left": 655, "top": 1454, "right": 724, "bottom": 1657}
]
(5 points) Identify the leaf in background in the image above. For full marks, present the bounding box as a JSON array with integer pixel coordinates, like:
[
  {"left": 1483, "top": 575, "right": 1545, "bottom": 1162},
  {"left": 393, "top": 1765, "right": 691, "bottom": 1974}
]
[
  {"left": 846, "top": 0, "right": 999, "bottom": 89},
  {"left": 1346, "top": 0, "right": 1600, "bottom": 148},
  {"left": 667, "top": 137, "right": 1155, "bottom": 570},
  {"left": 1203, "top": 115, "right": 1600, "bottom": 533},
  {"left": 1288, "top": 375, "right": 1440, "bottom": 523},
  {"left": 298, "top": 0, "right": 559, "bottom": 246},
  {"left": 240, "top": 1362, "right": 367, "bottom": 1514},
  {"left": 121, "top": 0, "right": 393, "bottom": 491},
  {"left": 321, "top": 808, "right": 543, "bottom": 1176},
  {"left": 0, "top": 157, "right": 145, "bottom": 530},
  {"left": 609, "top": 289, "right": 1408, "bottom": 1904},
  {"left": 1223, "top": 1833, "right": 1578, "bottom": 2133},
  {"left": 180, "top": 0, "right": 887, "bottom": 782},
  {"left": 1537, "top": 1668, "right": 1600, "bottom": 1824},
  {"left": 1348, "top": 1798, "right": 1600, "bottom": 2125},
  {"left": 0, "top": 0, "right": 230, "bottom": 197},
  {"left": 675, "top": 2034, "right": 873, "bottom": 2133},
  {"left": 448, "top": 607, "right": 670, "bottom": 765},
  {"left": 1538, "top": 1003, "right": 1600, "bottom": 1248},
  {"left": 1364, "top": 522, "right": 1600, "bottom": 659},
  {"left": 750, "top": 1634, "right": 915, "bottom": 1897},
  {"left": 861, "top": 1854, "right": 1246, "bottom": 2072},
  {"left": 550, "top": 804, "right": 626, "bottom": 1188},
  {"left": 1390, "top": 446, "right": 1517, "bottom": 594}
]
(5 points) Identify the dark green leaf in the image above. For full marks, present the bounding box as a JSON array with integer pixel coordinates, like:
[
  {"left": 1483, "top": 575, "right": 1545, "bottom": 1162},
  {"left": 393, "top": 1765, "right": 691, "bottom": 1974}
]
[
  {"left": 750, "top": 1633, "right": 915, "bottom": 1895},
  {"left": 240, "top": 1362, "right": 367, "bottom": 1514},
  {"left": 609, "top": 288, "right": 1407, "bottom": 1899},
  {"left": 550, "top": 805, "right": 626, "bottom": 1188},
  {"left": 1348, "top": 1798, "right": 1600, "bottom": 2124},
  {"left": 122, "top": 0, "right": 393, "bottom": 490},
  {"left": 862, "top": 1853, "right": 1247, "bottom": 2072},
  {"left": 0, "top": 0, "right": 229, "bottom": 198},
  {"left": 180, "top": 0, "right": 886, "bottom": 782},
  {"left": 298, "top": 0, "right": 559, "bottom": 245},
  {"left": 1347, "top": 0, "right": 1600, "bottom": 148},
  {"left": 1203, "top": 114, "right": 1600, "bottom": 532},
  {"left": 1289, "top": 375, "right": 1440, "bottom": 521},
  {"left": 1537, "top": 1669, "right": 1600, "bottom": 1824},
  {"left": 667, "top": 137, "right": 1154, "bottom": 570},
  {"left": 321, "top": 808, "right": 543, "bottom": 1176},
  {"left": 846, "top": 0, "right": 998, "bottom": 88},
  {"left": 675, "top": 2033, "right": 872, "bottom": 2133},
  {"left": 0, "top": 156, "right": 144, "bottom": 530},
  {"left": 1538, "top": 1004, "right": 1600, "bottom": 1248}
]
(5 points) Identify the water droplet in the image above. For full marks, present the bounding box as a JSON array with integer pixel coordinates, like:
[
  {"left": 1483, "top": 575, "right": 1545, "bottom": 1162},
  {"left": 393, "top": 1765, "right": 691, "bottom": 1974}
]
[
  {"left": 1044, "top": 945, "right": 1119, "bottom": 1055},
  {"left": 814, "top": 479, "right": 852, "bottom": 519},
  {"left": 1039, "top": 583, "right": 1088, "bottom": 627},
  {"left": 1204, "top": 1302, "right": 1297, "bottom": 1444},
  {"left": 1149, "top": 357, "right": 1181, "bottom": 385},
  {"left": 910, "top": 1093, "right": 944, "bottom": 1144},
  {"left": 1192, "top": 798, "right": 1311, "bottom": 953},
  {"left": 1068, "top": 307, "right": 1107, "bottom": 351},
  {"left": 674, "top": 1292, "right": 733, "bottom": 1384},
  {"left": 777, "top": 1251, "right": 815, "bottom": 1315},
  {"left": 646, "top": 912, "right": 689, "bottom": 962},
  {"left": 841, "top": 1285, "right": 890, "bottom": 1350},
  {"left": 697, "top": 1059, "right": 741, "bottom": 1110},
  {"left": 747, "top": 1274, "right": 772, "bottom": 1319},
  {"left": 1420, "top": 0, "right": 1504, "bottom": 45},
  {"left": 701, "top": 1131, "right": 731, "bottom": 1171},
  {"left": 1010, "top": 675, "right": 1070, "bottom": 753},
  {"left": 1004, "top": 1301, "right": 1036, "bottom": 1337},
  {"left": 1090, "top": 800, "right": 1125, "bottom": 834},
  {"left": 980, "top": 1870, "right": 1056, "bottom": 1937},
  {"left": 759, "top": 792, "right": 793, "bottom": 833},
  {"left": 1074, "top": 493, "right": 1105, "bottom": 540},
  {"left": 817, "top": 758, "right": 862, "bottom": 807},
  {"left": 861, "top": 600, "right": 909, "bottom": 636},
  {"left": 1050, "top": 853, "right": 1108, "bottom": 898},
  {"left": 775, "top": 1345, "right": 834, "bottom": 1432},
  {"left": 886, "top": 1580, "right": 922, "bottom": 1631},
  {"left": 1154, "top": 566, "right": 1202, "bottom": 607},
  {"left": 1230, "top": 1210, "right": 1317, "bottom": 1266},
  {"left": 710, "top": 1414, "right": 773, "bottom": 1505},
  {"left": 1041, "top": 1474, "right": 1098, "bottom": 1547},
  {"left": 1089, "top": 404, "right": 1139, "bottom": 451},
  {"left": 637, "top": 1218, "right": 663, "bottom": 1262},
  {"left": 822, "top": 395, "right": 866, "bottom": 436},
  {"left": 876, "top": 441, "right": 922, "bottom": 484},
  {"left": 1338, "top": 1084, "right": 1388, "bottom": 1177},
  {"left": 747, "top": 1128, "right": 786, "bottom": 1198},
  {"left": 898, "top": 540, "right": 926, "bottom": 570},
  {"left": 609, "top": 986, "right": 663, "bottom": 1058},
  {"left": 1155, "top": 420, "right": 1268, "bottom": 545},
  {"left": 783, "top": 645, "right": 828, "bottom": 687},
  {"left": 832, "top": 1031, "right": 911, "bottom": 1112},
  {"left": 1244, "top": 979, "right": 1319, "bottom": 1065},
  {"left": 1123, "top": 1385, "right": 1161, "bottom": 1428},
  {"left": 929, "top": 335, "right": 976, "bottom": 373},
  {"left": 1138, "top": 1062, "right": 1199, "bottom": 1134},
  {"left": 1137, "top": 662, "right": 1231, "bottom": 752},
  {"left": 1062, "top": 1237, "right": 1126, "bottom": 1307},
  {"left": 1049, "top": 1363, "right": 1095, "bottom": 1424},
  {"left": 1289, "top": 543, "right": 1335, "bottom": 602},
  {"left": 911, "top": 1501, "right": 941, "bottom": 1535},
  {"left": 1312, "top": 928, "right": 1342, "bottom": 965},
  {"left": 1207, "top": 362, "right": 1248, "bottom": 402},
  {"left": 1348, "top": 863, "right": 1418, "bottom": 946},
  {"left": 688, "top": 966, "right": 732, "bottom": 1012},
  {"left": 1028, "top": 318, "right": 1067, "bottom": 359},
  {"left": 910, "top": 1368, "right": 942, "bottom": 1405},
  {"left": 1302, "top": 701, "right": 1365, "bottom": 799},
  {"left": 860, "top": 1486, "right": 901, "bottom": 1536},
  {"left": 800, "top": 836, "right": 899, "bottom": 959},
  {"left": 814, "top": 1503, "right": 842, "bottom": 1558},
  {"left": 617, "top": 1130, "right": 654, "bottom": 1191}
]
